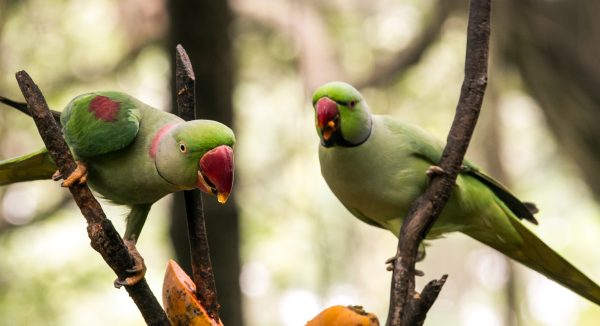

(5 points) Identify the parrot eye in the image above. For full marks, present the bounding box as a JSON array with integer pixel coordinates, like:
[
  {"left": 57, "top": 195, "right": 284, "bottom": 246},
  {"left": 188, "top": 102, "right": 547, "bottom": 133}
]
[
  {"left": 179, "top": 142, "right": 187, "bottom": 153},
  {"left": 349, "top": 100, "right": 356, "bottom": 108}
]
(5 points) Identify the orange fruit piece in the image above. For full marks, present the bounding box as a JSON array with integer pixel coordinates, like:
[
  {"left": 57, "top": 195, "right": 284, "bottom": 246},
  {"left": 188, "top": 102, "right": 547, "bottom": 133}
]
[
  {"left": 162, "top": 259, "right": 223, "bottom": 326},
  {"left": 306, "top": 305, "right": 380, "bottom": 326}
]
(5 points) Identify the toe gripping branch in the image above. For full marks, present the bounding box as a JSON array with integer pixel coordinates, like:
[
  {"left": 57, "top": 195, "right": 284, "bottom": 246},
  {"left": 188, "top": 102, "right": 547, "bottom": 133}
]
[
  {"left": 54, "top": 161, "right": 88, "bottom": 187},
  {"left": 15, "top": 70, "right": 169, "bottom": 324},
  {"left": 114, "top": 239, "right": 147, "bottom": 288}
]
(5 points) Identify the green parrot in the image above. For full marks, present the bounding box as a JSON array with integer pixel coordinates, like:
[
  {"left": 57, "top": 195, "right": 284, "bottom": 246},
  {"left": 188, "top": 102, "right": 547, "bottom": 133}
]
[
  {"left": 0, "top": 91, "right": 235, "bottom": 287},
  {"left": 312, "top": 81, "right": 600, "bottom": 305}
]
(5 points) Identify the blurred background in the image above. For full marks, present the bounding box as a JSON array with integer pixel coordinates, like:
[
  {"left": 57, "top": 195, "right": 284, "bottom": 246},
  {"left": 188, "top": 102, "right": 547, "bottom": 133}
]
[{"left": 1, "top": 0, "right": 600, "bottom": 325}]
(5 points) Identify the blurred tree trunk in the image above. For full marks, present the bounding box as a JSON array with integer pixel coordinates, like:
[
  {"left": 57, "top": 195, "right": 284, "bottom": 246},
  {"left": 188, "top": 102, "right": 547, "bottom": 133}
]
[
  {"left": 167, "top": 1, "right": 242, "bottom": 325},
  {"left": 495, "top": 0, "right": 600, "bottom": 201}
]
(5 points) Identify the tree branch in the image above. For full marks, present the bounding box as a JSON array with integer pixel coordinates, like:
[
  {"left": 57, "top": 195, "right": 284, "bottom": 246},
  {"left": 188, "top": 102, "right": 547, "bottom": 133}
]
[
  {"left": 14, "top": 71, "right": 169, "bottom": 326},
  {"left": 386, "top": 0, "right": 490, "bottom": 325},
  {"left": 355, "top": 0, "right": 455, "bottom": 89},
  {"left": 175, "top": 44, "right": 221, "bottom": 322}
]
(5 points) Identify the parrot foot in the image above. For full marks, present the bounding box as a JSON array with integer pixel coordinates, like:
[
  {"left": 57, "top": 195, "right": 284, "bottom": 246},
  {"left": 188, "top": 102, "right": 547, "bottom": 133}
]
[
  {"left": 56, "top": 161, "right": 88, "bottom": 187},
  {"left": 385, "top": 255, "right": 425, "bottom": 276},
  {"left": 426, "top": 165, "right": 446, "bottom": 178},
  {"left": 385, "top": 256, "right": 397, "bottom": 271},
  {"left": 459, "top": 164, "right": 474, "bottom": 173},
  {"left": 427, "top": 165, "right": 474, "bottom": 177},
  {"left": 114, "top": 239, "right": 147, "bottom": 288},
  {"left": 385, "top": 243, "right": 427, "bottom": 273}
]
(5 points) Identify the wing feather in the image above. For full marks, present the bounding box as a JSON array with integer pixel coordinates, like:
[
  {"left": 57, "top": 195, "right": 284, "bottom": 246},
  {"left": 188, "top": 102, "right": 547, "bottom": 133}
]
[
  {"left": 391, "top": 118, "right": 539, "bottom": 224},
  {"left": 61, "top": 92, "right": 141, "bottom": 158}
]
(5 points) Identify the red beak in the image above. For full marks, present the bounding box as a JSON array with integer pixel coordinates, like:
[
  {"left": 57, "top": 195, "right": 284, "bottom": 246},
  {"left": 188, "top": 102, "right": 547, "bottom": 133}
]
[
  {"left": 316, "top": 97, "right": 339, "bottom": 141},
  {"left": 196, "top": 145, "right": 234, "bottom": 203}
]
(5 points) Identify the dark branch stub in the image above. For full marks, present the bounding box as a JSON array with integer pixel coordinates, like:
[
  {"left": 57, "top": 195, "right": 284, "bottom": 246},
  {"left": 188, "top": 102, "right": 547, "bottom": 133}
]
[
  {"left": 175, "top": 44, "right": 196, "bottom": 121},
  {"left": 175, "top": 44, "right": 221, "bottom": 323},
  {"left": 14, "top": 71, "right": 169, "bottom": 325},
  {"left": 386, "top": 0, "right": 491, "bottom": 325}
]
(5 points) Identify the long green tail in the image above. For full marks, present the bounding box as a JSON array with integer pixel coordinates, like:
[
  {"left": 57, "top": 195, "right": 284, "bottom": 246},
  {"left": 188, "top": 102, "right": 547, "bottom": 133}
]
[
  {"left": 0, "top": 148, "right": 56, "bottom": 185},
  {"left": 463, "top": 200, "right": 600, "bottom": 306}
]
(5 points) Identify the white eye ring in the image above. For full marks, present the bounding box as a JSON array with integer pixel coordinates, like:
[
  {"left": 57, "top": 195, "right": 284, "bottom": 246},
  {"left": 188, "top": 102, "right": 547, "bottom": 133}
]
[{"left": 179, "top": 143, "right": 187, "bottom": 153}]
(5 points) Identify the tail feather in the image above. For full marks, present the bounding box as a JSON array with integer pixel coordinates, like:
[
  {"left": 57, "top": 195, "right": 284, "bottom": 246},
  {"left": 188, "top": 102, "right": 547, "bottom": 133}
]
[
  {"left": 0, "top": 95, "right": 62, "bottom": 124},
  {"left": 0, "top": 148, "right": 56, "bottom": 185},
  {"left": 464, "top": 204, "right": 600, "bottom": 306}
]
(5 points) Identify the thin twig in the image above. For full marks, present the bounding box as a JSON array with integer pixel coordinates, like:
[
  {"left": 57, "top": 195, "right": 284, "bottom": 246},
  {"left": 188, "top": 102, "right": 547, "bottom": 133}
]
[
  {"left": 175, "top": 44, "right": 221, "bottom": 322},
  {"left": 386, "top": 0, "right": 491, "bottom": 325},
  {"left": 356, "top": 0, "right": 454, "bottom": 89},
  {"left": 14, "top": 71, "right": 169, "bottom": 325}
]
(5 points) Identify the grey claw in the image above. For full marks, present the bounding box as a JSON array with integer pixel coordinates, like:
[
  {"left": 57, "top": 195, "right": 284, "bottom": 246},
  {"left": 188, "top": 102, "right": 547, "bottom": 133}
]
[
  {"left": 125, "top": 267, "right": 141, "bottom": 274},
  {"left": 113, "top": 279, "right": 127, "bottom": 289},
  {"left": 426, "top": 165, "right": 446, "bottom": 177},
  {"left": 51, "top": 171, "right": 62, "bottom": 181}
]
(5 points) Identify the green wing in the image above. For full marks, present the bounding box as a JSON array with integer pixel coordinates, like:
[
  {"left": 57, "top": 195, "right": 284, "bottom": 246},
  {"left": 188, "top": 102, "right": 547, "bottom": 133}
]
[
  {"left": 0, "top": 148, "right": 56, "bottom": 185},
  {"left": 393, "top": 119, "right": 538, "bottom": 224},
  {"left": 61, "top": 91, "right": 142, "bottom": 158},
  {"left": 464, "top": 168, "right": 538, "bottom": 224}
]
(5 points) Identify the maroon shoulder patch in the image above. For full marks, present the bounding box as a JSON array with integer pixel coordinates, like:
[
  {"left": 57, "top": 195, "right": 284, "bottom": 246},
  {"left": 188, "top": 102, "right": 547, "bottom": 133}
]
[{"left": 89, "top": 95, "right": 120, "bottom": 122}]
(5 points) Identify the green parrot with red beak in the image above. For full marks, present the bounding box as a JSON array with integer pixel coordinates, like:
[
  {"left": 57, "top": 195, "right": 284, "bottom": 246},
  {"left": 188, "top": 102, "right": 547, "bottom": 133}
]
[
  {"left": 0, "top": 91, "right": 235, "bottom": 287},
  {"left": 312, "top": 81, "right": 600, "bottom": 306}
]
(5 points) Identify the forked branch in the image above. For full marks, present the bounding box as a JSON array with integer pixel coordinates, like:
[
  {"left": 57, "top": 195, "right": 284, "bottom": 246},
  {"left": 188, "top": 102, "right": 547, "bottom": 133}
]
[{"left": 386, "top": 0, "right": 491, "bottom": 325}]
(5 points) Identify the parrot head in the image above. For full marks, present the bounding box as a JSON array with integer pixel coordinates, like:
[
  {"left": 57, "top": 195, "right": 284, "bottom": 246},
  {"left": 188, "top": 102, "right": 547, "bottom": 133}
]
[
  {"left": 154, "top": 120, "right": 235, "bottom": 203},
  {"left": 311, "top": 81, "right": 372, "bottom": 147}
]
